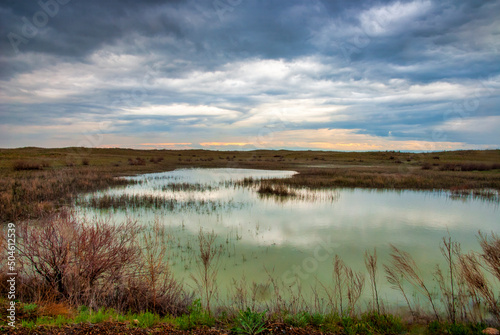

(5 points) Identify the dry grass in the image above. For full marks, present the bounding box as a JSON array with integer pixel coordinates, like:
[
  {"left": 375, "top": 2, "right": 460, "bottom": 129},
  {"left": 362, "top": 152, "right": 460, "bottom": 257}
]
[
  {"left": 385, "top": 245, "right": 440, "bottom": 320},
  {"left": 365, "top": 248, "right": 380, "bottom": 314},
  {"left": 1, "top": 147, "right": 499, "bottom": 222},
  {"left": 191, "top": 229, "right": 223, "bottom": 315}
]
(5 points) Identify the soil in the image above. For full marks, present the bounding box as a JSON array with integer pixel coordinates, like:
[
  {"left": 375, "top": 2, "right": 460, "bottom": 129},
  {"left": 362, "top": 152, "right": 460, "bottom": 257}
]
[{"left": 0, "top": 322, "right": 336, "bottom": 334}]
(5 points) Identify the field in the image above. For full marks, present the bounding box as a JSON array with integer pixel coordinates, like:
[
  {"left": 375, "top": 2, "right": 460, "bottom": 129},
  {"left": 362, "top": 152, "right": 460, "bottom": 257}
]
[
  {"left": 1, "top": 147, "right": 499, "bottom": 222},
  {"left": 1, "top": 147, "right": 500, "bottom": 334}
]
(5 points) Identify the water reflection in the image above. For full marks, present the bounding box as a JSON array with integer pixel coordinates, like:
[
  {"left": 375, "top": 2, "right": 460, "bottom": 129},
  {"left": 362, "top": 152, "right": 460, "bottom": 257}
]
[{"left": 75, "top": 168, "right": 499, "bottom": 307}]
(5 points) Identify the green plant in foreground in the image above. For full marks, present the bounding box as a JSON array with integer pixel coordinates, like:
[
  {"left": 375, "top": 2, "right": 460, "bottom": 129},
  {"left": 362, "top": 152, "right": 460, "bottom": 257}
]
[
  {"left": 361, "top": 312, "right": 405, "bottom": 334},
  {"left": 134, "top": 311, "right": 158, "bottom": 328},
  {"left": 74, "top": 307, "right": 115, "bottom": 324},
  {"left": 175, "top": 299, "right": 215, "bottom": 331},
  {"left": 426, "top": 320, "right": 486, "bottom": 335},
  {"left": 32, "top": 315, "right": 70, "bottom": 327},
  {"left": 20, "top": 320, "right": 36, "bottom": 329},
  {"left": 284, "top": 311, "right": 310, "bottom": 328},
  {"left": 232, "top": 308, "right": 267, "bottom": 335},
  {"left": 22, "top": 303, "right": 38, "bottom": 314}
]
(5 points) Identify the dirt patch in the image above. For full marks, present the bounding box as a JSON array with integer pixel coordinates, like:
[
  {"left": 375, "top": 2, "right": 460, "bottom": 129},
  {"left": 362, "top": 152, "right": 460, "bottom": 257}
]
[{"left": 1, "top": 322, "right": 337, "bottom": 334}]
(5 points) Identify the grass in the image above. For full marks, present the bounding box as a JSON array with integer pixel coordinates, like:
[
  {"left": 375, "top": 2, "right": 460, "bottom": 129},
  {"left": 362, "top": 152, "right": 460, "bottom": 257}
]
[
  {"left": 1, "top": 147, "right": 499, "bottom": 333},
  {"left": 1, "top": 147, "right": 499, "bottom": 222},
  {"left": 0, "top": 299, "right": 496, "bottom": 334},
  {"left": 232, "top": 308, "right": 267, "bottom": 335}
]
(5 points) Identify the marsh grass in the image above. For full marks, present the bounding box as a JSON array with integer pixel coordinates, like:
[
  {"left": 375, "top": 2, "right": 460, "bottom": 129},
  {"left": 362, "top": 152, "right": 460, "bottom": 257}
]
[
  {"left": 0, "top": 169, "right": 130, "bottom": 222},
  {"left": 76, "top": 193, "right": 243, "bottom": 214},
  {"left": 1, "top": 147, "right": 499, "bottom": 221},
  {"left": 257, "top": 184, "right": 297, "bottom": 197},
  {"left": 2, "top": 147, "right": 500, "bottom": 332}
]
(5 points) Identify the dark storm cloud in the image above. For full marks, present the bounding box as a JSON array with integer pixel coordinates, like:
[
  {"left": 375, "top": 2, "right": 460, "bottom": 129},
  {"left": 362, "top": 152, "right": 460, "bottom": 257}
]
[{"left": 0, "top": 0, "right": 499, "bottom": 149}]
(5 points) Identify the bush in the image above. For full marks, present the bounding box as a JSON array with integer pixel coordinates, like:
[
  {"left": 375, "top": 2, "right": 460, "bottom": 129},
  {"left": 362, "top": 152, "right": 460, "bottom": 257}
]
[
  {"left": 13, "top": 160, "right": 45, "bottom": 171},
  {"left": 421, "top": 162, "right": 432, "bottom": 170},
  {"left": 128, "top": 157, "right": 146, "bottom": 165},
  {"left": 17, "top": 211, "right": 140, "bottom": 309}
]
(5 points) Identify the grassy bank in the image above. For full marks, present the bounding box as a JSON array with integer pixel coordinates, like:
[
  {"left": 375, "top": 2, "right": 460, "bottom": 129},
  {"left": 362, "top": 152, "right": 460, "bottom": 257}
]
[
  {"left": 0, "top": 300, "right": 492, "bottom": 334},
  {"left": 1, "top": 147, "right": 499, "bottom": 222}
]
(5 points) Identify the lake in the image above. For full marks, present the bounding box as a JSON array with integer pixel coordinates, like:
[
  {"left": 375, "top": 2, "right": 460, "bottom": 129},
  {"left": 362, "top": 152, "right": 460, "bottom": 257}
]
[{"left": 75, "top": 168, "right": 499, "bottom": 311}]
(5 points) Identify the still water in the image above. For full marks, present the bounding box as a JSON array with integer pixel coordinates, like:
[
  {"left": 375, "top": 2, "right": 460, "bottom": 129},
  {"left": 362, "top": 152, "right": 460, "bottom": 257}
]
[{"left": 76, "top": 168, "right": 499, "bottom": 309}]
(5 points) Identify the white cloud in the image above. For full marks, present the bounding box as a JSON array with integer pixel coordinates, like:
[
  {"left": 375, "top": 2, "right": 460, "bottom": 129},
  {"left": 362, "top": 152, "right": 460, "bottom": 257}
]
[
  {"left": 122, "top": 104, "right": 241, "bottom": 119},
  {"left": 359, "top": 0, "right": 433, "bottom": 37},
  {"left": 233, "top": 99, "right": 348, "bottom": 127}
]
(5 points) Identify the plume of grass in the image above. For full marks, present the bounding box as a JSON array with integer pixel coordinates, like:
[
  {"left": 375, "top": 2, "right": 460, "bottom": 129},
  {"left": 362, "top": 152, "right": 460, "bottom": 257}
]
[
  {"left": 365, "top": 248, "right": 381, "bottom": 314},
  {"left": 386, "top": 245, "right": 440, "bottom": 320},
  {"left": 434, "top": 237, "right": 462, "bottom": 323},
  {"left": 478, "top": 232, "right": 500, "bottom": 281},
  {"left": 458, "top": 253, "right": 499, "bottom": 322},
  {"left": 384, "top": 264, "right": 414, "bottom": 318}
]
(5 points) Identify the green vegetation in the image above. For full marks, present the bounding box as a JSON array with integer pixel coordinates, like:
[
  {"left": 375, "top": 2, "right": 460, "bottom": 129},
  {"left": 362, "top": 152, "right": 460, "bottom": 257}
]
[
  {"left": 1, "top": 147, "right": 499, "bottom": 333},
  {"left": 232, "top": 308, "right": 267, "bottom": 334},
  {"left": 1, "top": 147, "right": 499, "bottom": 222},
  {"left": 1, "top": 301, "right": 495, "bottom": 334}
]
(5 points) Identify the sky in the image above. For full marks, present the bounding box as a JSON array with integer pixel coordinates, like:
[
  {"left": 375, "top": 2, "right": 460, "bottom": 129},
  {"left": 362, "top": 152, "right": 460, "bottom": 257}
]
[{"left": 0, "top": 0, "right": 499, "bottom": 151}]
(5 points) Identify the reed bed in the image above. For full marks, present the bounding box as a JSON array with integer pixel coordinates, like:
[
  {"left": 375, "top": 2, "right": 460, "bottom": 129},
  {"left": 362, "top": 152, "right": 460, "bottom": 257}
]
[
  {"left": 76, "top": 193, "right": 247, "bottom": 213},
  {"left": 0, "top": 169, "right": 131, "bottom": 223}
]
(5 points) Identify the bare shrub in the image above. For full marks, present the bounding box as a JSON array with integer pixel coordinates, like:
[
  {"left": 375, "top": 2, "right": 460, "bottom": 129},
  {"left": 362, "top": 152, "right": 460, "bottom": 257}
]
[
  {"left": 14, "top": 211, "right": 188, "bottom": 315},
  {"left": 17, "top": 211, "right": 141, "bottom": 308},
  {"left": 421, "top": 162, "right": 432, "bottom": 170},
  {"left": 149, "top": 157, "right": 164, "bottom": 164}
]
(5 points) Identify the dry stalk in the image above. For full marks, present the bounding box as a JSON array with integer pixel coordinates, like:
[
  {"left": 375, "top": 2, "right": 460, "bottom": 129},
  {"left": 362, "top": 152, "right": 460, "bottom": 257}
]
[
  {"left": 365, "top": 248, "right": 380, "bottom": 314},
  {"left": 387, "top": 245, "right": 440, "bottom": 320}
]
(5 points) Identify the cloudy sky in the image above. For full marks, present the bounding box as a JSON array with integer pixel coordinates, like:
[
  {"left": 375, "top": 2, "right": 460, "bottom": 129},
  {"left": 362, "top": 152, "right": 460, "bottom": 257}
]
[{"left": 1, "top": 0, "right": 499, "bottom": 151}]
